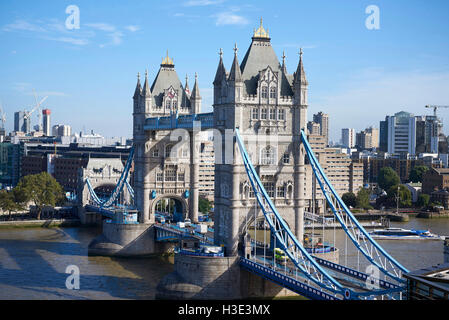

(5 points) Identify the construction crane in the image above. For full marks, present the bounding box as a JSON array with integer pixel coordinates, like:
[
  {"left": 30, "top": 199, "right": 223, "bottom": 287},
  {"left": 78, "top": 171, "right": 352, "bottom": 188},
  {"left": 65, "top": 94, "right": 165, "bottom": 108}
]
[
  {"left": 24, "top": 89, "right": 48, "bottom": 131},
  {"left": 0, "top": 101, "right": 6, "bottom": 129},
  {"left": 425, "top": 105, "right": 449, "bottom": 118}
]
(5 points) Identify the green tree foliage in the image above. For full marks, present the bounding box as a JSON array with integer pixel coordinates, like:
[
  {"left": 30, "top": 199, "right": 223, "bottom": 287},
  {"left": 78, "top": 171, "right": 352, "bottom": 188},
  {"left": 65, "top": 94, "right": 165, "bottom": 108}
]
[
  {"left": 409, "top": 165, "right": 429, "bottom": 183},
  {"left": 387, "top": 184, "right": 412, "bottom": 208},
  {"left": 198, "top": 196, "right": 212, "bottom": 214},
  {"left": 356, "top": 188, "right": 372, "bottom": 209},
  {"left": 416, "top": 193, "right": 430, "bottom": 208},
  {"left": 15, "top": 172, "right": 65, "bottom": 220},
  {"left": 0, "top": 190, "right": 23, "bottom": 220},
  {"left": 342, "top": 192, "right": 357, "bottom": 208},
  {"left": 377, "top": 167, "right": 400, "bottom": 191}
]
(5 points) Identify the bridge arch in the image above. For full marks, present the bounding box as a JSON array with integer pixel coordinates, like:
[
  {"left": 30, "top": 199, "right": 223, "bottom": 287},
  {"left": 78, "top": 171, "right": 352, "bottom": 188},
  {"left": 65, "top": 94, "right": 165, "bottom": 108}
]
[{"left": 151, "top": 194, "right": 188, "bottom": 221}]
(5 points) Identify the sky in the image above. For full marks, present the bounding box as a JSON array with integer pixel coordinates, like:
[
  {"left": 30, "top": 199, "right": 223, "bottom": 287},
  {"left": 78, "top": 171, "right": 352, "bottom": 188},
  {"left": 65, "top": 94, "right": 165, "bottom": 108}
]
[{"left": 0, "top": 0, "right": 448, "bottom": 142}]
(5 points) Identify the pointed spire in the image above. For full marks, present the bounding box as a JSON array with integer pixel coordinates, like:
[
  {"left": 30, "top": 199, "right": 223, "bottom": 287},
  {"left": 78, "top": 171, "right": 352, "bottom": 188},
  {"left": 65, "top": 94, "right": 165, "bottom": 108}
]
[
  {"left": 184, "top": 74, "right": 190, "bottom": 96},
  {"left": 191, "top": 72, "right": 201, "bottom": 99},
  {"left": 133, "top": 72, "right": 142, "bottom": 99},
  {"left": 143, "top": 69, "right": 151, "bottom": 96},
  {"left": 294, "top": 48, "right": 308, "bottom": 85},
  {"left": 281, "top": 50, "right": 287, "bottom": 73},
  {"left": 228, "top": 43, "right": 242, "bottom": 82},
  {"left": 213, "top": 48, "right": 226, "bottom": 85}
]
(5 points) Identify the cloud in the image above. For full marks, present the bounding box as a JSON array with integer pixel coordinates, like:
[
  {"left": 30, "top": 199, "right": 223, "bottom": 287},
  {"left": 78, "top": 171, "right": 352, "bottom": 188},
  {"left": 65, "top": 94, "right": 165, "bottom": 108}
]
[
  {"left": 213, "top": 12, "right": 249, "bottom": 26},
  {"left": 85, "top": 23, "right": 116, "bottom": 32},
  {"left": 125, "top": 25, "right": 140, "bottom": 32},
  {"left": 2, "top": 19, "right": 137, "bottom": 48},
  {"left": 44, "top": 36, "right": 89, "bottom": 46},
  {"left": 2, "top": 19, "right": 46, "bottom": 32},
  {"left": 109, "top": 31, "right": 124, "bottom": 45},
  {"left": 183, "top": 0, "right": 225, "bottom": 6}
]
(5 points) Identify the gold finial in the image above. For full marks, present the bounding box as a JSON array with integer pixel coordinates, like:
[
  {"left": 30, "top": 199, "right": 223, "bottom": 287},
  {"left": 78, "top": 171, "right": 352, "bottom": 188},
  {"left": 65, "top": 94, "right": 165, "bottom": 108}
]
[
  {"left": 253, "top": 17, "right": 269, "bottom": 39},
  {"left": 219, "top": 48, "right": 223, "bottom": 58},
  {"left": 234, "top": 43, "right": 238, "bottom": 54},
  {"left": 162, "top": 50, "right": 174, "bottom": 65},
  {"left": 282, "top": 50, "right": 286, "bottom": 64},
  {"left": 137, "top": 72, "right": 140, "bottom": 81}
]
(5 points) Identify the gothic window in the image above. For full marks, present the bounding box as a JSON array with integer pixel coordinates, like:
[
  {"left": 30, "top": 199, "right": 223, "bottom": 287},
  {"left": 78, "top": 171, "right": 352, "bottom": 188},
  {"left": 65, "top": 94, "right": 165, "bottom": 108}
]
[
  {"left": 278, "top": 109, "right": 285, "bottom": 120},
  {"left": 178, "top": 172, "right": 185, "bottom": 181},
  {"left": 263, "top": 182, "right": 275, "bottom": 198},
  {"left": 277, "top": 186, "right": 285, "bottom": 198},
  {"left": 172, "top": 100, "right": 177, "bottom": 109},
  {"left": 283, "top": 152, "right": 290, "bottom": 164},
  {"left": 151, "top": 148, "right": 159, "bottom": 157},
  {"left": 166, "top": 100, "right": 171, "bottom": 110},
  {"left": 261, "top": 86, "right": 268, "bottom": 99},
  {"left": 165, "top": 169, "right": 176, "bottom": 182},
  {"left": 261, "top": 108, "right": 267, "bottom": 120},
  {"left": 156, "top": 172, "right": 163, "bottom": 182},
  {"left": 165, "top": 144, "right": 173, "bottom": 158},
  {"left": 252, "top": 108, "right": 258, "bottom": 120},
  {"left": 269, "top": 108, "right": 276, "bottom": 120},
  {"left": 261, "top": 146, "right": 276, "bottom": 165},
  {"left": 287, "top": 184, "right": 293, "bottom": 198},
  {"left": 270, "top": 87, "right": 277, "bottom": 99}
]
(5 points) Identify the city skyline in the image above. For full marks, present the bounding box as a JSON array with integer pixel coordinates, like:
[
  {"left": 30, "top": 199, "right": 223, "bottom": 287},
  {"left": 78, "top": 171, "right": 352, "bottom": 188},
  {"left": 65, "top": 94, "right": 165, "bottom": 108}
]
[{"left": 0, "top": 0, "right": 449, "bottom": 141}]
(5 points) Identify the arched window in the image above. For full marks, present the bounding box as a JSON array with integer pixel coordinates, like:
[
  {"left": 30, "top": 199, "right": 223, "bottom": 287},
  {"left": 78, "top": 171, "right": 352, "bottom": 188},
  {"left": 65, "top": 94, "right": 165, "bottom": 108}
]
[
  {"left": 166, "top": 100, "right": 171, "bottom": 110},
  {"left": 261, "top": 86, "right": 268, "bottom": 98},
  {"left": 165, "top": 144, "right": 173, "bottom": 158},
  {"left": 261, "top": 146, "right": 276, "bottom": 165},
  {"left": 270, "top": 87, "right": 276, "bottom": 99}
]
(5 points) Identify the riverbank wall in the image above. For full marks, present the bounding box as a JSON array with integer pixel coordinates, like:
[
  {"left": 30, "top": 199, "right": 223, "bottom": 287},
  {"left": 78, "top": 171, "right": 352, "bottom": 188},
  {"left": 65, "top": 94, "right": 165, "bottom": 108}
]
[{"left": 0, "top": 218, "right": 81, "bottom": 229}]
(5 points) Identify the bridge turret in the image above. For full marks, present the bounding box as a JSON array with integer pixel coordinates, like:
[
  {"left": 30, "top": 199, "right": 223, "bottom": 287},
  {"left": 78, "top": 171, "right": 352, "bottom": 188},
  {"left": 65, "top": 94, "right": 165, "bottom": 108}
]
[
  {"left": 190, "top": 72, "right": 202, "bottom": 114},
  {"left": 213, "top": 48, "right": 227, "bottom": 105},
  {"left": 227, "top": 43, "right": 243, "bottom": 104}
]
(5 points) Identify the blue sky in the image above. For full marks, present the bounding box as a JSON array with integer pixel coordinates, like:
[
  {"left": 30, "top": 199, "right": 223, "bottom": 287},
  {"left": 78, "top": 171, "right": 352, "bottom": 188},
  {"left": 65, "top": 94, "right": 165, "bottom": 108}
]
[{"left": 1, "top": 0, "right": 449, "bottom": 141}]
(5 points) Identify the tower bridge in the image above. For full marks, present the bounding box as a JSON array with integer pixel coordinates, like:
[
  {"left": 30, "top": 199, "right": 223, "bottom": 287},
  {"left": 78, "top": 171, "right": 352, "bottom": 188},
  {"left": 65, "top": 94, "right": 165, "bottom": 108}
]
[{"left": 84, "top": 19, "right": 410, "bottom": 300}]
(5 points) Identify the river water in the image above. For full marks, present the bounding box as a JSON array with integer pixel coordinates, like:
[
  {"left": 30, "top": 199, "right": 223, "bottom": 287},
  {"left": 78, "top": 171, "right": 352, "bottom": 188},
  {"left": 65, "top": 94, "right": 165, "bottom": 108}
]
[
  {"left": 0, "top": 217, "right": 448, "bottom": 300},
  {"left": 0, "top": 227, "right": 174, "bottom": 300}
]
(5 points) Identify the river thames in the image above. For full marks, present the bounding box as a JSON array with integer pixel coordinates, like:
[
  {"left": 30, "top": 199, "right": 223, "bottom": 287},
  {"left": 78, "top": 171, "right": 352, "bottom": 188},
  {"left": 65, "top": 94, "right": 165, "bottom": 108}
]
[{"left": 0, "top": 217, "right": 448, "bottom": 300}]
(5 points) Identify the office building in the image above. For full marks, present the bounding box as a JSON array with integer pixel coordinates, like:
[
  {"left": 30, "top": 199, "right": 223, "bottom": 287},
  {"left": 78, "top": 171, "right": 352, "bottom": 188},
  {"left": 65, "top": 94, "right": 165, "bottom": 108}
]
[{"left": 341, "top": 128, "right": 355, "bottom": 148}]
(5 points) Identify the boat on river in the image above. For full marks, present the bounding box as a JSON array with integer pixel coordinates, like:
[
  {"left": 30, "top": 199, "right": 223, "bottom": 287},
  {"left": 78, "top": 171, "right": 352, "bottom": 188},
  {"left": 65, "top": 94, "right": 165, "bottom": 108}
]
[{"left": 359, "top": 227, "right": 444, "bottom": 240}]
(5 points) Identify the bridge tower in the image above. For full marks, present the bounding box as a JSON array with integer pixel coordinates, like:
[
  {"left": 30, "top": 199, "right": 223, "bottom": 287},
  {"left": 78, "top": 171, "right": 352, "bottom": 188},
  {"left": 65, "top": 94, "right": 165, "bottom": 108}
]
[
  {"left": 213, "top": 19, "right": 308, "bottom": 256},
  {"left": 133, "top": 70, "right": 152, "bottom": 223},
  {"left": 133, "top": 52, "right": 203, "bottom": 224}
]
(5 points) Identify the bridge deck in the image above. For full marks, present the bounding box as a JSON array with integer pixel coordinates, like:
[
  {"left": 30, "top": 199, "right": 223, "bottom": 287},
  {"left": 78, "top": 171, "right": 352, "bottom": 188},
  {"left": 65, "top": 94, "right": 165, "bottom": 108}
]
[{"left": 144, "top": 112, "right": 214, "bottom": 131}]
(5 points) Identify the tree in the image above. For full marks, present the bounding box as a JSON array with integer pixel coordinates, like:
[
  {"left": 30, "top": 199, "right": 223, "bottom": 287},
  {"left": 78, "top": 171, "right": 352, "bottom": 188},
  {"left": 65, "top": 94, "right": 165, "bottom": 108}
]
[
  {"left": 416, "top": 194, "right": 430, "bottom": 208},
  {"left": 198, "top": 196, "right": 212, "bottom": 214},
  {"left": 387, "top": 184, "right": 412, "bottom": 208},
  {"left": 15, "top": 172, "right": 65, "bottom": 220},
  {"left": 342, "top": 192, "right": 357, "bottom": 208},
  {"left": 0, "top": 190, "right": 19, "bottom": 220},
  {"left": 409, "top": 165, "right": 429, "bottom": 183},
  {"left": 356, "top": 188, "right": 372, "bottom": 210},
  {"left": 378, "top": 167, "right": 400, "bottom": 191}
]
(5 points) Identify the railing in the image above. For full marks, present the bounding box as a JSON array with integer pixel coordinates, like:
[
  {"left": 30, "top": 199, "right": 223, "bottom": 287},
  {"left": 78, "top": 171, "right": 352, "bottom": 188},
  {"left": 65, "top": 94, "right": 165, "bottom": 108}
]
[{"left": 144, "top": 112, "right": 214, "bottom": 130}]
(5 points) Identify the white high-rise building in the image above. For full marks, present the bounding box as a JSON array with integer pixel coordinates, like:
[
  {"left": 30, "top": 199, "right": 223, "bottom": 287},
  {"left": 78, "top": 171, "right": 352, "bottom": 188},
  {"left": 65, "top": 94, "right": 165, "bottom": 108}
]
[
  {"left": 42, "top": 109, "right": 51, "bottom": 136},
  {"left": 387, "top": 111, "right": 416, "bottom": 155},
  {"left": 341, "top": 128, "right": 355, "bottom": 148}
]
